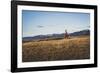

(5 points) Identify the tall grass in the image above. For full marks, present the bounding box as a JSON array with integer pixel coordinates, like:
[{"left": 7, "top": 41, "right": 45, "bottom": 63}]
[{"left": 22, "top": 36, "right": 90, "bottom": 62}]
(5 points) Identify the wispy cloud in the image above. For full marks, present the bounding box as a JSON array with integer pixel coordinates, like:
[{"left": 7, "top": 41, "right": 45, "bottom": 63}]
[{"left": 37, "top": 25, "right": 44, "bottom": 28}]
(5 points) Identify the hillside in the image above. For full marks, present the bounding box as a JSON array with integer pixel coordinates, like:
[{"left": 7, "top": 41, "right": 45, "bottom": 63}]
[
  {"left": 23, "top": 29, "right": 90, "bottom": 42},
  {"left": 22, "top": 36, "right": 90, "bottom": 62}
]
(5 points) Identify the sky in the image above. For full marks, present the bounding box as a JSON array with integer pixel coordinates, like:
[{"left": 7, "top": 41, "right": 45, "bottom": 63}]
[{"left": 22, "top": 10, "right": 90, "bottom": 37}]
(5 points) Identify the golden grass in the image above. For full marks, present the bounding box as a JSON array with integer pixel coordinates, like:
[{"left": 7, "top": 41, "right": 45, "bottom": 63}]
[{"left": 22, "top": 36, "right": 90, "bottom": 62}]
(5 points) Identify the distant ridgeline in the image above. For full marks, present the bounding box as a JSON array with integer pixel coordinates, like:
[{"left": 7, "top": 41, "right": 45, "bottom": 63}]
[{"left": 23, "top": 29, "right": 90, "bottom": 42}]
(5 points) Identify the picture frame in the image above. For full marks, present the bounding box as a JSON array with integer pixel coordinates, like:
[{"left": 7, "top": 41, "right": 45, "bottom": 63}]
[{"left": 11, "top": 1, "right": 97, "bottom": 72}]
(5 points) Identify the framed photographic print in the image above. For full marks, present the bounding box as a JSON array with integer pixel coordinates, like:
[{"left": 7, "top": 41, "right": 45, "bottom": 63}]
[{"left": 11, "top": 1, "right": 97, "bottom": 72}]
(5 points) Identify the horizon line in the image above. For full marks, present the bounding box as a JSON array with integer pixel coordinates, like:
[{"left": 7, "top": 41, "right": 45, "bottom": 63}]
[{"left": 22, "top": 29, "right": 89, "bottom": 38}]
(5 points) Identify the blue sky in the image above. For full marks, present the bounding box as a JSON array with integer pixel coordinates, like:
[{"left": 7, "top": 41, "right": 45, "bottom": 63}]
[{"left": 22, "top": 10, "right": 90, "bottom": 37}]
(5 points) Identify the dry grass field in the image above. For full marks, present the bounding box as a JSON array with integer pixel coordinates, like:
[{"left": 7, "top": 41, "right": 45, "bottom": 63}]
[{"left": 22, "top": 36, "right": 90, "bottom": 62}]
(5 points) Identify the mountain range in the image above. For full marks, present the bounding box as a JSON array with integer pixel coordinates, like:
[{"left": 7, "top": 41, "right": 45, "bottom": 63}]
[{"left": 23, "top": 29, "right": 90, "bottom": 41}]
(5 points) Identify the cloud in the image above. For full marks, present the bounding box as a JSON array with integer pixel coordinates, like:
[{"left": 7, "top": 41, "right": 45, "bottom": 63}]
[{"left": 37, "top": 25, "right": 44, "bottom": 28}]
